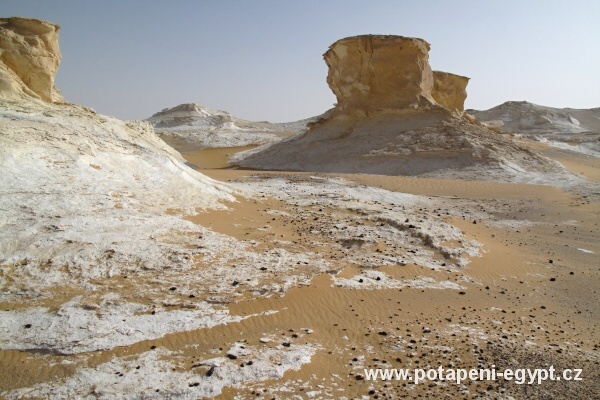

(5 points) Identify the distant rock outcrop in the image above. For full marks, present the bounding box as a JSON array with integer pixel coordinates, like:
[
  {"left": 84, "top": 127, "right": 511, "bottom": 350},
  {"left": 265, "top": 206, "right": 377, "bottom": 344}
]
[
  {"left": 468, "top": 101, "right": 600, "bottom": 156},
  {"left": 147, "top": 103, "right": 314, "bottom": 151},
  {"left": 234, "top": 35, "right": 574, "bottom": 184},
  {"left": 468, "top": 101, "right": 599, "bottom": 135},
  {"left": 0, "top": 17, "right": 64, "bottom": 103}
]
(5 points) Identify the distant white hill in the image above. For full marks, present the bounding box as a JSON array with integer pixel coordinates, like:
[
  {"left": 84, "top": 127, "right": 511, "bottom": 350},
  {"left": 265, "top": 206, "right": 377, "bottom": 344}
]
[
  {"left": 146, "top": 103, "right": 317, "bottom": 151},
  {"left": 467, "top": 101, "right": 600, "bottom": 156}
]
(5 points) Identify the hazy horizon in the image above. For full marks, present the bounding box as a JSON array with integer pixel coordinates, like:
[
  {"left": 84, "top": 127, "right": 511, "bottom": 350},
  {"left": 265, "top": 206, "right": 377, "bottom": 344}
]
[{"left": 3, "top": 0, "right": 600, "bottom": 122}]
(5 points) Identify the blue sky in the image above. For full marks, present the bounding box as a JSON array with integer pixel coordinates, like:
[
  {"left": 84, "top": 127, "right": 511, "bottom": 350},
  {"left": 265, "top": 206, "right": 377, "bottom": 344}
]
[{"left": 3, "top": 0, "right": 599, "bottom": 122}]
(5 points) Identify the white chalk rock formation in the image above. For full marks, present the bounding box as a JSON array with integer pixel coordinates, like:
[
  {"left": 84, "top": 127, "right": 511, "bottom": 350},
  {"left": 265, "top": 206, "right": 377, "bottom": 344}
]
[
  {"left": 468, "top": 101, "right": 600, "bottom": 156},
  {"left": 0, "top": 18, "right": 243, "bottom": 355},
  {"left": 234, "top": 35, "right": 571, "bottom": 183},
  {"left": 147, "top": 103, "right": 314, "bottom": 151},
  {"left": 468, "top": 101, "right": 599, "bottom": 135}
]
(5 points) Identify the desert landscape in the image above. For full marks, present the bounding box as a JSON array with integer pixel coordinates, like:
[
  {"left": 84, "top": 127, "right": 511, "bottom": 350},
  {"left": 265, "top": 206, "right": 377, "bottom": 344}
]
[{"left": 1, "top": 16, "right": 599, "bottom": 400}]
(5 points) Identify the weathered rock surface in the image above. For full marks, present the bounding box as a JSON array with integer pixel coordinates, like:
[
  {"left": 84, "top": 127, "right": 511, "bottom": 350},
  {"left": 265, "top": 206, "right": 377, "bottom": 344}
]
[
  {"left": 324, "top": 35, "right": 439, "bottom": 115},
  {"left": 468, "top": 101, "right": 600, "bottom": 135},
  {"left": 146, "top": 103, "right": 314, "bottom": 151},
  {"left": 481, "top": 119, "right": 504, "bottom": 133},
  {"left": 432, "top": 71, "right": 469, "bottom": 112},
  {"left": 468, "top": 101, "right": 600, "bottom": 156},
  {"left": 235, "top": 35, "right": 574, "bottom": 184},
  {"left": 0, "top": 17, "right": 63, "bottom": 103},
  {"left": 0, "top": 18, "right": 249, "bottom": 354}
]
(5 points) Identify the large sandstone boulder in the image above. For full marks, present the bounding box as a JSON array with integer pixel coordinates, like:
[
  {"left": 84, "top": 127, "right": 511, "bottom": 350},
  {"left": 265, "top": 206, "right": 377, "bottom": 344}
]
[
  {"left": 432, "top": 71, "right": 469, "bottom": 112},
  {"left": 324, "top": 35, "right": 437, "bottom": 115},
  {"left": 0, "top": 17, "right": 63, "bottom": 103}
]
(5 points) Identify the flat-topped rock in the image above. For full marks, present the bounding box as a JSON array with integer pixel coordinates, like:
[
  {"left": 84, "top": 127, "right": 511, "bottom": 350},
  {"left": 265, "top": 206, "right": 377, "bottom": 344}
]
[{"left": 324, "top": 35, "right": 437, "bottom": 115}]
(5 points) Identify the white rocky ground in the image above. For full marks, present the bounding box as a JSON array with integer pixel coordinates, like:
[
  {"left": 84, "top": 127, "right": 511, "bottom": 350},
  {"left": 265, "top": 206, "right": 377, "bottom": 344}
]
[
  {"left": 1, "top": 100, "right": 492, "bottom": 396},
  {"left": 233, "top": 111, "right": 583, "bottom": 187},
  {"left": 146, "top": 103, "right": 315, "bottom": 151},
  {"left": 6, "top": 344, "right": 318, "bottom": 399},
  {"left": 0, "top": 100, "right": 330, "bottom": 355},
  {"left": 468, "top": 101, "right": 600, "bottom": 156}
]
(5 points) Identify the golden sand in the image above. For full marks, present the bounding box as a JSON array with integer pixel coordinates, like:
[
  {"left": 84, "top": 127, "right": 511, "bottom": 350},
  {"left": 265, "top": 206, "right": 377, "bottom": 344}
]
[{"left": 1, "top": 142, "right": 598, "bottom": 398}]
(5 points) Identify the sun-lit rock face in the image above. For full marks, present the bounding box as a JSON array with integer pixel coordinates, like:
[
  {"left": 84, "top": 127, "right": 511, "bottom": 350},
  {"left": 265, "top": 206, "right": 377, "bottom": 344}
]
[
  {"left": 0, "top": 17, "right": 63, "bottom": 102},
  {"left": 432, "top": 71, "right": 469, "bottom": 112},
  {"left": 324, "top": 35, "right": 438, "bottom": 115}
]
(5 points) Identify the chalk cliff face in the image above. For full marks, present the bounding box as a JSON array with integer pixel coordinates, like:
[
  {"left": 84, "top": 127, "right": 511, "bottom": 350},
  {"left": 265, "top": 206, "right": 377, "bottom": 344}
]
[
  {"left": 432, "top": 71, "right": 469, "bottom": 112},
  {"left": 324, "top": 35, "right": 437, "bottom": 115},
  {"left": 0, "top": 17, "right": 63, "bottom": 103}
]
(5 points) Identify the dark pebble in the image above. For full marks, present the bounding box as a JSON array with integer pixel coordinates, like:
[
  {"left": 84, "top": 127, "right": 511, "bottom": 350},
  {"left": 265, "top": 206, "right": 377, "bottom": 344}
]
[
  {"left": 227, "top": 354, "right": 237, "bottom": 360},
  {"left": 282, "top": 342, "right": 291, "bottom": 347},
  {"left": 24, "top": 324, "right": 32, "bottom": 329},
  {"left": 169, "top": 287, "right": 176, "bottom": 291},
  {"left": 232, "top": 281, "right": 240, "bottom": 286},
  {"left": 459, "top": 291, "right": 466, "bottom": 295}
]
